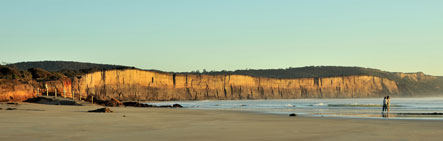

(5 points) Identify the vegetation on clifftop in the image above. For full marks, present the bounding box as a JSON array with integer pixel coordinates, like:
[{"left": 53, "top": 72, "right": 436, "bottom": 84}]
[
  {"left": 200, "top": 66, "right": 394, "bottom": 79},
  {"left": 8, "top": 61, "right": 133, "bottom": 72},
  {"left": 7, "top": 61, "right": 135, "bottom": 78}
]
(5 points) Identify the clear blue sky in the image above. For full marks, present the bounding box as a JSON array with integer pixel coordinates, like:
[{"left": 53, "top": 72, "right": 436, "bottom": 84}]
[{"left": 1, "top": 0, "right": 442, "bottom": 75}]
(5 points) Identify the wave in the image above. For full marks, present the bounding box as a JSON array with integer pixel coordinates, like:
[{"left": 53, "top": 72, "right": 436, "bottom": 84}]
[
  {"left": 312, "top": 103, "right": 327, "bottom": 106},
  {"left": 328, "top": 104, "right": 404, "bottom": 107},
  {"left": 286, "top": 104, "right": 296, "bottom": 107}
]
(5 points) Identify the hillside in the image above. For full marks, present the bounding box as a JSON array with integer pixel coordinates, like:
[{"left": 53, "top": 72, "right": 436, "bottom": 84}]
[{"left": 8, "top": 61, "right": 133, "bottom": 72}]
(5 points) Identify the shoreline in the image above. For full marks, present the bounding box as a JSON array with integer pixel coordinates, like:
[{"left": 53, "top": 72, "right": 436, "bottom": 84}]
[
  {"left": 186, "top": 108, "right": 443, "bottom": 121},
  {"left": 144, "top": 98, "right": 443, "bottom": 121},
  {"left": 2, "top": 103, "right": 443, "bottom": 140}
]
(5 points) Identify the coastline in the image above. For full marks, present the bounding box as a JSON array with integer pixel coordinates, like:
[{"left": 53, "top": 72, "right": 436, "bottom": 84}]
[
  {"left": 146, "top": 98, "right": 443, "bottom": 120},
  {"left": 1, "top": 103, "right": 443, "bottom": 141}
]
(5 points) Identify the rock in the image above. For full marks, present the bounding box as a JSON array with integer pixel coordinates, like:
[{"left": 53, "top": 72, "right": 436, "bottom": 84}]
[
  {"left": 7, "top": 102, "right": 18, "bottom": 105},
  {"left": 123, "top": 102, "right": 182, "bottom": 108},
  {"left": 172, "top": 104, "right": 183, "bottom": 108},
  {"left": 6, "top": 108, "right": 17, "bottom": 110},
  {"left": 123, "top": 102, "right": 155, "bottom": 107},
  {"left": 81, "top": 96, "right": 122, "bottom": 107},
  {"left": 123, "top": 102, "right": 137, "bottom": 107},
  {"left": 105, "top": 98, "right": 123, "bottom": 107},
  {"left": 24, "top": 97, "right": 81, "bottom": 106},
  {"left": 289, "top": 113, "right": 297, "bottom": 117},
  {"left": 23, "top": 97, "right": 41, "bottom": 103},
  {"left": 59, "top": 100, "right": 77, "bottom": 105},
  {"left": 123, "top": 102, "right": 152, "bottom": 107},
  {"left": 88, "top": 107, "right": 113, "bottom": 113}
]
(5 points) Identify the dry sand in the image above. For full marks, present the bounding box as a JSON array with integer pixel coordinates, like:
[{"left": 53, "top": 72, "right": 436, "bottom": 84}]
[{"left": 1, "top": 102, "right": 443, "bottom": 141}]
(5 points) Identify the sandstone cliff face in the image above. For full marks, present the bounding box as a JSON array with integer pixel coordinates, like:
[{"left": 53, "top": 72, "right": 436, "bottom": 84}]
[
  {"left": 0, "top": 81, "right": 35, "bottom": 102},
  {"left": 0, "top": 79, "right": 75, "bottom": 102},
  {"left": 0, "top": 69, "right": 402, "bottom": 102},
  {"left": 39, "top": 79, "right": 73, "bottom": 98},
  {"left": 72, "top": 69, "right": 399, "bottom": 101}
]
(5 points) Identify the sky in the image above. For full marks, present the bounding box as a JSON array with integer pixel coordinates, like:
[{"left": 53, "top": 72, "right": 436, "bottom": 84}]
[{"left": 1, "top": 0, "right": 442, "bottom": 75}]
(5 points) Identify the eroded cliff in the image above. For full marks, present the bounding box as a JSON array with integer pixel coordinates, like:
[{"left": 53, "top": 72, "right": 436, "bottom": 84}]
[
  {"left": 71, "top": 69, "right": 399, "bottom": 101},
  {"left": 5, "top": 63, "right": 443, "bottom": 102},
  {"left": 0, "top": 80, "right": 35, "bottom": 102}
]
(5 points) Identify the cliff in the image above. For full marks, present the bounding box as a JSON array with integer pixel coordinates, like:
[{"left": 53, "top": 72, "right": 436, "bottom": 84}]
[
  {"left": 72, "top": 69, "right": 399, "bottom": 101},
  {"left": 2, "top": 63, "right": 443, "bottom": 102},
  {"left": 393, "top": 72, "right": 436, "bottom": 81},
  {"left": 0, "top": 80, "right": 35, "bottom": 102}
]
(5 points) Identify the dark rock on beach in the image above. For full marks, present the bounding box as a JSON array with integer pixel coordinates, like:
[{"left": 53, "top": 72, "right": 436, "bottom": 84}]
[
  {"left": 104, "top": 98, "right": 123, "bottom": 107},
  {"left": 289, "top": 113, "right": 297, "bottom": 117},
  {"left": 88, "top": 107, "right": 113, "bottom": 113},
  {"left": 6, "top": 108, "right": 17, "bottom": 110},
  {"left": 24, "top": 96, "right": 81, "bottom": 106},
  {"left": 123, "top": 102, "right": 153, "bottom": 107},
  {"left": 123, "top": 102, "right": 183, "bottom": 108},
  {"left": 172, "top": 104, "right": 183, "bottom": 108},
  {"left": 83, "top": 97, "right": 123, "bottom": 107}
]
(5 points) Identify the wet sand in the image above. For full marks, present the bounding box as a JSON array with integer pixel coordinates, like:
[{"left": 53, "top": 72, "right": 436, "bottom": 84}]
[{"left": 1, "top": 103, "right": 443, "bottom": 141}]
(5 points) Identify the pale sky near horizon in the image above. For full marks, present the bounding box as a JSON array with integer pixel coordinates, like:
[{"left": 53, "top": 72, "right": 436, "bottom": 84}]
[{"left": 1, "top": 0, "right": 442, "bottom": 75}]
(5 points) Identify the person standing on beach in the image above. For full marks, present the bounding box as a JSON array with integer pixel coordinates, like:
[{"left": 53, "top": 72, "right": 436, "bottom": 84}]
[
  {"left": 386, "top": 96, "right": 391, "bottom": 112},
  {"left": 382, "top": 97, "right": 387, "bottom": 112}
]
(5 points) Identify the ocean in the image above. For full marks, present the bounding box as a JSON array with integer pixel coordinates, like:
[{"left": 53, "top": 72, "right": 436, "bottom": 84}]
[{"left": 147, "top": 97, "right": 443, "bottom": 120}]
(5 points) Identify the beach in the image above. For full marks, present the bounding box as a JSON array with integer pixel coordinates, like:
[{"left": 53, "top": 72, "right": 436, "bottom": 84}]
[{"left": 1, "top": 103, "right": 443, "bottom": 141}]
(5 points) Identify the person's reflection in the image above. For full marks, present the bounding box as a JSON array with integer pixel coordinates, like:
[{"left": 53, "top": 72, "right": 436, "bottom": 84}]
[{"left": 382, "top": 112, "right": 389, "bottom": 118}]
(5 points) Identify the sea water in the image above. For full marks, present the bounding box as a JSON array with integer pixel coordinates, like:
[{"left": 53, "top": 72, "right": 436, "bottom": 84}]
[{"left": 147, "top": 97, "right": 443, "bottom": 120}]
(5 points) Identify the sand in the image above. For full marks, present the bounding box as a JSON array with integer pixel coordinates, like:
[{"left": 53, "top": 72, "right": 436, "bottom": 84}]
[{"left": 1, "top": 103, "right": 443, "bottom": 141}]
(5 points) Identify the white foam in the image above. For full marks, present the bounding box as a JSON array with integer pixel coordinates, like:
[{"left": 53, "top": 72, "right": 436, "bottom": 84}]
[{"left": 313, "top": 102, "right": 327, "bottom": 106}]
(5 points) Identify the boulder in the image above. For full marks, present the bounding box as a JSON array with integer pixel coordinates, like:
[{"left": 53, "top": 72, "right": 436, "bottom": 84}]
[{"left": 289, "top": 113, "right": 297, "bottom": 117}]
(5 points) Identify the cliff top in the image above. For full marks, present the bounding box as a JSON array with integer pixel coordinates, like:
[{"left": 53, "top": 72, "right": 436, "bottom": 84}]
[
  {"left": 7, "top": 61, "right": 134, "bottom": 72},
  {"left": 2, "top": 61, "right": 443, "bottom": 96},
  {"left": 3, "top": 61, "right": 440, "bottom": 82}
]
